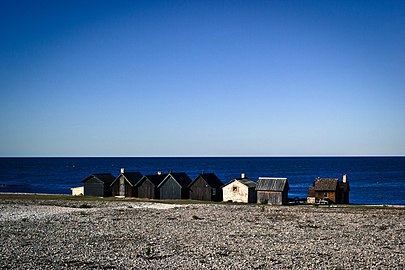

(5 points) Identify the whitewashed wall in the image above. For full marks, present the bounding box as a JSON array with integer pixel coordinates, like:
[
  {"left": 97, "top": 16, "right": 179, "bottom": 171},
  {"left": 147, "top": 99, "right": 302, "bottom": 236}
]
[{"left": 222, "top": 180, "right": 249, "bottom": 203}]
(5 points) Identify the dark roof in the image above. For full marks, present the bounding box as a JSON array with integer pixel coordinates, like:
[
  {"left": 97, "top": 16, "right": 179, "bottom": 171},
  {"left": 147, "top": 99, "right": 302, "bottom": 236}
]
[
  {"left": 123, "top": 172, "right": 143, "bottom": 185},
  {"left": 81, "top": 174, "right": 115, "bottom": 184},
  {"left": 256, "top": 178, "right": 289, "bottom": 191},
  {"left": 189, "top": 173, "right": 223, "bottom": 188},
  {"left": 314, "top": 178, "right": 338, "bottom": 191},
  {"left": 307, "top": 186, "right": 315, "bottom": 197},
  {"left": 158, "top": 172, "right": 192, "bottom": 188},
  {"left": 223, "top": 178, "right": 256, "bottom": 188},
  {"left": 135, "top": 174, "right": 168, "bottom": 187},
  {"left": 110, "top": 172, "right": 143, "bottom": 186}
]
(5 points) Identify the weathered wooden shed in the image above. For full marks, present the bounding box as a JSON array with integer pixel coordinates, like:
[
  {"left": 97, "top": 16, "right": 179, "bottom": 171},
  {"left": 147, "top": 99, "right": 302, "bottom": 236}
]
[
  {"left": 256, "top": 177, "right": 289, "bottom": 205},
  {"left": 188, "top": 173, "right": 223, "bottom": 202},
  {"left": 158, "top": 172, "right": 192, "bottom": 200},
  {"left": 110, "top": 169, "right": 143, "bottom": 197},
  {"left": 81, "top": 174, "right": 115, "bottom": 197},
  {"left": 222, "top": 173, "right": 257, "bottom": 203},
  {"left": 135, "top": 173, "right": 168, "bottom": 199},
  {"left": 307, "top": 175, "right": 350, "bottom": 204}
]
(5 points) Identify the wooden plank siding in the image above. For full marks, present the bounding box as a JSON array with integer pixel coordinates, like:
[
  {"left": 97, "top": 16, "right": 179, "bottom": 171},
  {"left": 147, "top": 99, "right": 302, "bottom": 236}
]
[
  {"left": 158, "top": 173, "right": 192, "bottom": 200},
  {"left": 160, "top": 176, "right": 183, "bottom": 200},
  {"left": 316, "top": 191, "right": 337, "bottom": 203},
  {"left": 84, "top": 178, "right": 106, "bottom": 197},
  {"left": 257, "top": 190, "right": 288, "bottom": 205},
  {"left": 82, "top": 176, "right": 113, "bottom": 197},
  {"left": 189, "top": 174, "right": 223, "bottom": 202},
  {"left": 137, "top": 178, "right": 159, "bottom": 199},
  {"left": 111, "top": 175, "right": 134, "bottom": 197}
]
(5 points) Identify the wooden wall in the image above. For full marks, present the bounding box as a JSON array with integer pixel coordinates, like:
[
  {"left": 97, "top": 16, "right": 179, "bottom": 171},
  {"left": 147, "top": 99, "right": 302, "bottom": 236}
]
[
  {"left": 137, "top": 179, "right": 158, "bottom": 199},
  {"left": 111, "top": 176, "right": 134, "bottom": 197},
  {"left": 257, "top": 190, "right": 288, "bottom": 205},
  {"left": 315, "top": 191, "right": 337, "bottom": 203},
  {"left": 189, "top": 176, "right": 212, "bottom": 201},
  {"left": 84, "top": 177, "right": 110, "bottom": 197},
  {"left": 160, "top": 176, "right": 182, "bottom": 200}
]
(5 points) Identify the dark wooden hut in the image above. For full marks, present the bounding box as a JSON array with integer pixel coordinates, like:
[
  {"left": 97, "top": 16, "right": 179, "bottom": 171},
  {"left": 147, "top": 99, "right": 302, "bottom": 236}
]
[
  {"left": 307, "top": 175, "right": 350, "bottom": 204},
  {"left": 158, "top": 172, "right": 192, "bottom": 200},
  {"left": 256, "top": 177, "right": 289, "bottom": 205},
  {"left": 188, "top": 173, "right": 223, "bottom": 202},
  {"left": 81, "top": 173, "right": 115, "bottom": 197},
  {"left": 135, "top": 173, "right": 168, "bottom": 199},
  {"left": 110, "top": 169, "right": 143, "bottom": 197}
]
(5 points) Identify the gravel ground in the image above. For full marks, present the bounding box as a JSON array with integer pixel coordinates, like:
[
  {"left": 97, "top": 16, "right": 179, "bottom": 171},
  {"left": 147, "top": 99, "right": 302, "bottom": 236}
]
[{"left": 0, "top": 200, "right": 404, "bottom": 269}]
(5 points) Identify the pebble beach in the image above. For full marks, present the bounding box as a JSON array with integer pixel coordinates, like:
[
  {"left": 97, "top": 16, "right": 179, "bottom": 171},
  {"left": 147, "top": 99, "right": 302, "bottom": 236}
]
[{"left": 1, "top": 199, "right": 404, "bottom": 269}]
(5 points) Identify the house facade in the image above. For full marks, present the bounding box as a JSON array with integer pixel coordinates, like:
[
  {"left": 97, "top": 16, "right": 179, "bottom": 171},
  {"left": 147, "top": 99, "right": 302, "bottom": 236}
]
[
  {"left": 135, "top": 172, "right": 167, "bottom": 199},
  {"left": 307, "top": 175, "right": 350, "bottom": 204},
  {"left": 110, "top": 169, "right": 143, "bottom": 197},
  {"left": 222, "top": 173, "right": 257, "bottom": 203},
  {"left": 256, "top": 177, "right": 289, "bottom": 205},
  {"left": 81, "top": 174, "right": 115, "bottom": 197},
  {"left": 158, "top": 172, "right": 192, "bottom": 200},
  {"left": 188, "top": 173, "right": 223, "bottom": 202}
]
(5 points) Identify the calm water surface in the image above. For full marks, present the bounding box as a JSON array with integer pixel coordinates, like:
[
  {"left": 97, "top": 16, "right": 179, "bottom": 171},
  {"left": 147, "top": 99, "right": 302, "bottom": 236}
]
[{"left": 0, "top": 157, "right": 404, "bottom": 205}]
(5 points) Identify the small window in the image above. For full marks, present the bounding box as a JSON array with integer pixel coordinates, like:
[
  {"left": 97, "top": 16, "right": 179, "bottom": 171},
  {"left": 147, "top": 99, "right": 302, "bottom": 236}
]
[
  {"left": 212, "top": 188, "right": 216, "bottom": 196},
  {"left": 232, "top": 186, "right": 238, "bottom": 192}
]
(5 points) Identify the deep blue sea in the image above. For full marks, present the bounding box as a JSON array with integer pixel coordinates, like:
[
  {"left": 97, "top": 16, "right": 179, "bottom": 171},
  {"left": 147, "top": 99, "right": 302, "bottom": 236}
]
[{"left": 0, "top": 157, "right": 404, "bottom": 205}]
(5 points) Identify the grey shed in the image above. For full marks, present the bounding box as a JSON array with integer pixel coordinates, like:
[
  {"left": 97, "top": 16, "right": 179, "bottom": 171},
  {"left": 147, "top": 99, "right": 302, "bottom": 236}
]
[{"left": 256, "top": 177, "right": 289, "bottom": 205}]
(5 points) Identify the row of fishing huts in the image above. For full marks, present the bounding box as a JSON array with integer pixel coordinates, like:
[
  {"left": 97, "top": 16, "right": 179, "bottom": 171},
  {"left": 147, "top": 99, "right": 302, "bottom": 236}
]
[{"left": 73, "top": 169, "right": 350, "bottom": 204}]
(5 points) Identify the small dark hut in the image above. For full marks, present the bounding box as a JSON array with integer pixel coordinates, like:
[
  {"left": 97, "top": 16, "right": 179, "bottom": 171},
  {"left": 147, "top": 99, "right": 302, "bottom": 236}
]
[
  {"left": 135, "top": 172, "right": 168, "bottom": 199},
  {"left": 110, "top": 169, "right": 143, "bottom": 197},
  {"left": 81, "top": 173, "right": 115, "bottom": 197},
  {"left": 307, "top": 175, "right": 350, "bottom": 204},
  {"left": 256, "top": 177, "right": 289, "bottom": 205},
  {"left": 158, "top": 172, "right": 192, "bottom": 200},
  {"left": 188, "top": 173, "right": 223, "bottom": 202}
]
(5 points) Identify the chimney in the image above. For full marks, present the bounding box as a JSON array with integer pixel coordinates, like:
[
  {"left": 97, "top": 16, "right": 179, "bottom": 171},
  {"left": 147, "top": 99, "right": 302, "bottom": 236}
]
[
  {"left": 343, "top": 174, "right": 347, "bottom": 183},
  {"left": 120, "top": 168, "right": 125, "bottom": 174},
  {"left": 241, "top": 172, "right": 246, "bottom": 179},
  {"left": 157, "top": 171, "right": 162, "bottom": 175}
]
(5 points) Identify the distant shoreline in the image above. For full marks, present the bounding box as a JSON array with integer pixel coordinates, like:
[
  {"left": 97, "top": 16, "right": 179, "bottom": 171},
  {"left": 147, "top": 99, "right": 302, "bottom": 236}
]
[{"left": 1, "top": 192, "right": 404, "bottom": 208}]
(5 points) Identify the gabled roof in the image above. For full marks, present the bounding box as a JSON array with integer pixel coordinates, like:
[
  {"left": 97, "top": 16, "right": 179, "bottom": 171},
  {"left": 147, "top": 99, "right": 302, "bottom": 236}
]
[
  {"left": 189, "top": 173, "right": 223, "bottom": 188},
  {"left": 256, "top": 178, "right": 289, "bottom": 191},
  {"left": 223, "top": 178, "right": 256, "bottom": 188},
  {"left": 110, "top": 172, "right": 143, "bottom": 186},
  {"left": 158, "top": 172, "right": 192, "bottom": 188},
  {"left": 314, "top": 178, "right": 338, "bottom": 191},
  {"left": 81, "top": 174, "right": 115, "bottom": 184},
  {"left": 136, "top": 174, "right": 168, "bottom": 187}
]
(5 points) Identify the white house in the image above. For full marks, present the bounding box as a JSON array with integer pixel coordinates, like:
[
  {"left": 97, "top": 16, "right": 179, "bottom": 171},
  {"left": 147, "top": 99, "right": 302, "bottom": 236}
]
[{"left": 222, "top": 173, "right": 257, "bottom": 203}]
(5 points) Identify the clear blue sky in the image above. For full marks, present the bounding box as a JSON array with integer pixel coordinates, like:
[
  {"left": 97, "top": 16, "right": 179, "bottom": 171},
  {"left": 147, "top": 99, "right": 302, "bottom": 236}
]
[{"left": 1, "top": 0, "right": 404, "bottom": 157}]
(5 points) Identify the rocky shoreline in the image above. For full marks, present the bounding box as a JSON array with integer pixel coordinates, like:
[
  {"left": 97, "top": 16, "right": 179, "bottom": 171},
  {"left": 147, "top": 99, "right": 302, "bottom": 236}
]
[{"left": 1, "top": 199, "right": 404, "bottom": 269}]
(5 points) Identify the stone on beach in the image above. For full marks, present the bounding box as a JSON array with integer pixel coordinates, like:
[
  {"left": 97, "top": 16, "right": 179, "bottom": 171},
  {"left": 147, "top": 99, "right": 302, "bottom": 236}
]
[{"left": 0, "top": 199, "right": 404, "bottom": 269}]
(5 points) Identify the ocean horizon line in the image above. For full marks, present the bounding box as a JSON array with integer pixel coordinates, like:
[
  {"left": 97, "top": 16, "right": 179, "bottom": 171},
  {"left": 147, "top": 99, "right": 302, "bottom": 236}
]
[{"left": 1, "top": 155, "right": 404, "bottom": 158}]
